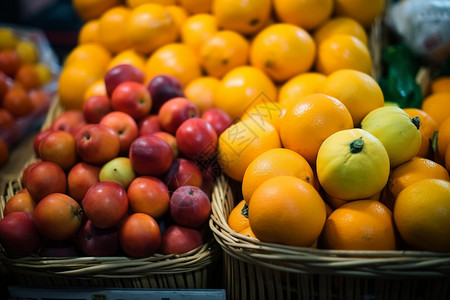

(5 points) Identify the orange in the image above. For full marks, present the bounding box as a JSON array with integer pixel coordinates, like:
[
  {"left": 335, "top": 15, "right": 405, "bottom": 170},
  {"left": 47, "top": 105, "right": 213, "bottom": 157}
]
[
  {"left": 126, "top": 0, "right": 176, "bottom": 8},
  {"left": 107, "top": 49, "right": 146, "bottom": 72},
  {"left": 15, "top": 64, "right": 41, "bottom": 90},
  {"left": 280, "top": 93, "right": 354, "bottom": 166},
  {"left": 382, "top": 157, "right": 450, "bottom": 211},
  {"left": 437, "top": 117, "right": 450, "bottom": 164},
  {"left": 242, "top": 148, "right": 315, "bottom": 204},
  {"left": 78, "top": 20, "right": 100, "bottom": 44},
  {"left": 394, "top": 179, "right": 450, "bottom": 252},
  {"left": 83, "top": 79, "right": 107, "bottom": 102},
  {"left": 421, "top": 92, "right": 450, "bottom": 127},
  {"left": 180, "top": 14, "right": 218, "bottom": 56},
  {"left": 72, "top": 0, "right": 121, "bottom": 21},
  {"left": 217, "top": 118, "right": 281, "bottom": 182},
  {"left": 321, "top": 200, "right": 396, "bottom": 250},
  {"left": 250, "top": 23, "right": 316, "bottom": 83},
  {"left": 318, "top": 69, "right": 384, "bottom": 126},
  {"left": 240, "top": 101, "right": 285, "bottom": 133},
  {"left": 0, "top": 139, "right": 9, "bottom": 167},
  {"left": 227, "top": 199, "right": 249, "bottom": 233},
  {"left": 166, "top": 5, "right": 188, "bottom": 38},
  {"left": 316, "top": 34, "right": 372, "bottom": 76},
  {"left": 248, "top": 175, "right": 326, "bottom": 247},
  {"left": 273, "top": 0, "right": 334, "bottom": 31},
  {"left": 313, "top": 16, "right": 368, "bottom": 46},
  {"left": 430, "top": 76, "right": 450, "bottom": 94},
  {"left": 144, "top": 43, "right": 202, "bottom": 87},
  {"left": 213, "top": 66, "right": 277, "bottom": 120},
  {"left": 334, "top": 0, "right": 384, "bottom": 28},
  {"left": 97, "top": 6, "right": 132, "bottom": 54},
  {"left": 324, "top": 192, "right": 380, "bottom": 210},
  {"left": 184, "top": 76, "right": 219, "bottom": 114},
  {"left": 200, "top": 30, "right": 250, "bottom": 79},
  {"left": 212, "top": 0, "right": 272, "bottom": 35},
  {"left": 58, "top": 62, "right": 105, "bottom": 110},
  {"left": 316, "top": 128, "right": 390, "bottom": 201},
  {"left": 278, "top": 72, "right": 327, "bottom": 108},
  {"left": 238, "top": 225, "right": 257, "bottom": 239},
  {"left": 403, "top": 108, "right": 439, "bottom": 159},
  {"left": 126, "top": 3, "right": 178, "bottom": 54},
  {"left": 63, "top": 42, "right": 112, "bottom": 72},
  {"left": 178, "top": 0, "right": 213, "bottom": 14}
]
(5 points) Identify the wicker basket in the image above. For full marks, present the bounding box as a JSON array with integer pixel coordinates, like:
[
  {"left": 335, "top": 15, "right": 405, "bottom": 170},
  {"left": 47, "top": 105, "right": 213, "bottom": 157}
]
[
  {"left": 209, "top": 175, "right": 450, "bottom": 300},
  {"left": 0, "top": 99, "right": 222, "bottom": 290}
]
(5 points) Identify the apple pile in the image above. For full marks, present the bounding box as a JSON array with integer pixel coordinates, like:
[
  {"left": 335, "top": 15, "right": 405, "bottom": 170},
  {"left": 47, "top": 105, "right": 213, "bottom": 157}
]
[{"left": 0, "top": 64, "right": 233, "bottom": 259}]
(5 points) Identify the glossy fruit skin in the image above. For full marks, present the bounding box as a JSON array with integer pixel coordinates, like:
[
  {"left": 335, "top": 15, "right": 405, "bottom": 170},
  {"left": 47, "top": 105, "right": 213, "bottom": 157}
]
[
  {"left": 23, "top": 161, "right": 67, "bottom": 203},
  {"left": 33, "top": 193, "right": 84, "bottom": 241},
  {"left": 82, "top": 181, "right": 129, "bottom": 229},
  {"left": 127, "top": 176, "right": 170, "bottom": 218},
  {"left": 169, "top": 185, "right": 211, "bottom": 228},
  {"left": 159, "top": 224, "right": 203, "bottom": 255},
  {"left": 360, "top": 106, "right": 422, "bottom": 168},
  {"left": 0, "top": 212, "right": 42, "bottom": 256},
  {"left": 316, "top": 128, "right": 390, "bottom": 201},
  {"left": 129, "top": 135, "right": 174, "bottom": 176},
  {"left": 119, "top": 212, "right": 161, "bottom": 258}
]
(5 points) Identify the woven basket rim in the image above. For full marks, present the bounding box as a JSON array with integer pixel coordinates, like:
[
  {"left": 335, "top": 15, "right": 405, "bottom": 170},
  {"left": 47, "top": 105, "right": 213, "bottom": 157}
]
[{"left": 209, "top": 174, "right": 450, "bottom": 278}]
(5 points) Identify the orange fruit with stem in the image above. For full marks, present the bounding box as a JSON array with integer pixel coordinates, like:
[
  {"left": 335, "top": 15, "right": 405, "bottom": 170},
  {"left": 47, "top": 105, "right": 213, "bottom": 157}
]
[
  {"left": 248, "top": 175, "right": 326, "bottom": 247},
  {"left": 394, "top": 179, "right": 450, "bottom": 252},
  {"left": 280, "top": 93, "right": 354, "bottom": 166},
  {"left": 403, "top": 108, "right": 439, "bottom": 159},
  {"left": 227, "top": 199, "right": 249, "bottom": 233},
  {"left": 321, "top": 200, "right": 396, "bottom": 250}
]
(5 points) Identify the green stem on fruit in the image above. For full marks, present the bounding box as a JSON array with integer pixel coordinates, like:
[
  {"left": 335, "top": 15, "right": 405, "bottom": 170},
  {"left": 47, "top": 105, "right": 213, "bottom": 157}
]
[
  {"left": 350, "top": 137, "right": 364, "bottom": 154},
  {"left": 411, "top": 116, "right": 421, "bottom": 130},
  {"left": 241, "top": 203, "right": 249, "bottom": 218}
]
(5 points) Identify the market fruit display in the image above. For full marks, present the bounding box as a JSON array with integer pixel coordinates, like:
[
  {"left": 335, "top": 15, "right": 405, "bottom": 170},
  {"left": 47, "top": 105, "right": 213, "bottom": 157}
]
[{"left": 2, "top": 0, "right": 450, "bottom": 258}]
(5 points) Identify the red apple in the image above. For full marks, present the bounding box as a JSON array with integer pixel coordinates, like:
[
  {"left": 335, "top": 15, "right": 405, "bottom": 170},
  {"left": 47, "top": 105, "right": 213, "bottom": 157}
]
[
  {"left": 39, "top": 240, "right": 78, "bottom": 257},
  {"left": 201, "top": 108, "right": 233, "bottom": 136},
  {"left": 67, "top": 162, "right": 101, "bottom": 203},
  {"left": 158, "top": 97, "right": 199, "bottom": 134},
  {"left": 104, "top": 64, "right": 145, "bottom": 98},
  {"left": 51, "top": 110, "right": 87, "bottom": 137},
  {"left": 33, "top": 193, "right": 84, "bottom": 241},
  {"left": 127, "top": 176, "right": 170, "bottom": 219},
  {"left": 129, "top": 135, "right": 173, "bottom": 176},
  {"left": 100, "top": 111, "right": 138, "bottom": 155},
  {"left": 23, "top": 161, "right": 67, "bottom": 202},
  {"left": 119, "top": 212, "right": 161, "bottom": 258},
  {"left": 75, "top": 123, "right": 121, "bottom": 165},
  {"left": 75, "top": 219, "right": 119, "bottom": 256},
  {"left": 169, "top": 185, "right": 211, "bottom": 228},
  {"left": 138, "top": 114, "right": 161, "bottom": 136},
  {"left": 21, "top": 160, "right": 40, "bottom": 188},
  {"left": 82, "top": 181, "right": 129, "bottom": 228},
  {"left": 147, "top": 74, "right": 184, "bottom": 114},
  {"left": 152, "top": 131, "right": 178, "bottom": 159},
  {"left": 111, "top": 81, "right": 152, "bottom": 120},
  {"left": 82, "top": 95, "right": 112, "bottom": 123},
  {"left": 39, "top": 129, "right": 79, "bottom": 171},
  {"left": 175, "top": 117, "right": 218, "bottom": 161},
  {"left": 33, "top": 128, "right": 54, "bottom": 158},
  {"left": 159, "top": 224, "right": 203, "bottom": 255},
  {"left": 3, "top": 189, "right": 36, "bottom": 216},
  {"left": 0, "top": 212, "right": 42, "bottom": 256},
  {"left": 164, "top": 158, "right": 203, "bottom": 192}
]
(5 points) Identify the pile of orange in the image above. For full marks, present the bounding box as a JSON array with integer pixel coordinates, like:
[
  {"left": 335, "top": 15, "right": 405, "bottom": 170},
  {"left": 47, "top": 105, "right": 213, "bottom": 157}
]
[{"left": 67, "top": 0, "right": 450, "bottom": 253}]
